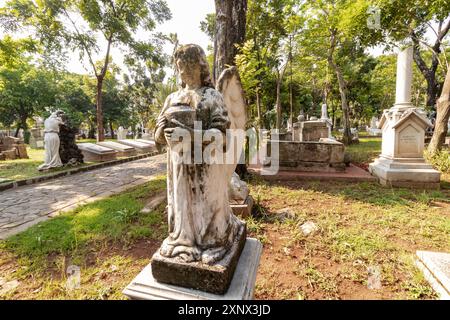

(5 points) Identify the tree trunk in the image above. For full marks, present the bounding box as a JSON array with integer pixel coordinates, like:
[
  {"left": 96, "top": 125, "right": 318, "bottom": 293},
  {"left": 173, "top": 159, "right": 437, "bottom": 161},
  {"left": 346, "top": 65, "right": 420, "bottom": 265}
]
[
  {"left": 256, "top": 87, "right": 262, "bottom": 128},
  {"left": 328, "top": 30, "right": 352, "bottom": 145},
  {"left": 214, "top": 0, "right": 248, "bottom": 178},
  {"left": 96, "top": 77, "right": 105, "bottom": 142},
  {"left": 428, "top": 67, "right": 450, "bottom": 154},
  {"left": 88, "top": 123, "right": 96, "bottom": 139},
  {"left": 275, "top": 64, "right": 288, "bottom": 130},
  {"left": 213, "top": 0, "right": 247, "bottom": 83},
  {"left": 109, "top": 121, "right": 115, "bottom": 140},
  {"left": 412, "top": 39, "right": 440, "bottom": 108}
]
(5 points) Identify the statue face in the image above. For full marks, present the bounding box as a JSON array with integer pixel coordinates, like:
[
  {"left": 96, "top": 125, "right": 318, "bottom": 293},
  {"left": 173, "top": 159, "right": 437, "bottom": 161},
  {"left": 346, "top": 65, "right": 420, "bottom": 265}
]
[{"left": 176, "top": 58, "right": 202, "bottom": 88}]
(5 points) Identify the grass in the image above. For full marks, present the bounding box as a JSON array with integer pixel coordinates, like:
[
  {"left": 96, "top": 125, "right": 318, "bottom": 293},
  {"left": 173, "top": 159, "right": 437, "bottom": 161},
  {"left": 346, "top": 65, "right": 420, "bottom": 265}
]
[
  {"left": 0, "top": 147, "right": 93, "bottom": 182},
  {"left": 0, "top": 139, "right": 140, "bottom": 182},
  {"left": 246, "top": 176, "right": 449, "bottom": 299},
  {"left": 0, "top": 176, "right": 167, "bottom": 299},
  {"left": 1, "top": 137, "right": 449, "bottom": 299},
  {"left": 346, "top": 137, "right": 381, "bottom": 164}
]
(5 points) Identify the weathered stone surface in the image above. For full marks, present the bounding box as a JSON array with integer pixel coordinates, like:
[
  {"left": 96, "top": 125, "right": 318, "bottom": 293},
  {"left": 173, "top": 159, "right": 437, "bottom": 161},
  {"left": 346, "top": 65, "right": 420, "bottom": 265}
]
[
  {"left": 1, "top": 149, "right": 16, "bottom": 160},
  {"left": 117, "top": 140, "right": 155, "bottom": 154},
  {"left": 30, "top": 127, "right": 45, "bottom": 149},
  {"left": 97, "top": 141, "right": 137, "bottom": 157},
  {"left": 416, "top": 251, "right": 450, "bottom": 300},
  {"left": 123, "top": 238, "right": 262, "bottom": 300},
  {"left": 230, "top": 195, "right": 254, "bottom": 218},
  {"left": 295, "top": 121, "right": 329, "bottom": 142},
  {"left": 265, "top": 140, "right": 345, "bottom": 172},
  {"left": 300, "top": 221, "right": 319, "bottom": 236},
  {"left": 77, "top": 143, "right": 117, "bottom": 162},
  {"left": 151, "top": 223, "right": 247, "bottom": 295}
]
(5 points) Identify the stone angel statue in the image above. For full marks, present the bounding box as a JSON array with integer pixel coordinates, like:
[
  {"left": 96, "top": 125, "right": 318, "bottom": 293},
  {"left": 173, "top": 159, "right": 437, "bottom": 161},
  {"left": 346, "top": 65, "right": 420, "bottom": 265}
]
[
  {"left": 154, "top": 44, "right": 248, "bottom": 268},
  {"left": 38, "top": 110, "right": 65, "bottom": 171}
]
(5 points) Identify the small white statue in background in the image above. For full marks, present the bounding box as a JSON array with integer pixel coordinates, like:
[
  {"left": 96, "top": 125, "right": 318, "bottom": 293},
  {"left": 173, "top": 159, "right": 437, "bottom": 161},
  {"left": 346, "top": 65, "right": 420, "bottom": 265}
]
[
  {"left": 38, "top": 111, "right": 64, "bottom": 171},
  {"left": 117, "top": 126, "right": 129, "bottom": 140}
]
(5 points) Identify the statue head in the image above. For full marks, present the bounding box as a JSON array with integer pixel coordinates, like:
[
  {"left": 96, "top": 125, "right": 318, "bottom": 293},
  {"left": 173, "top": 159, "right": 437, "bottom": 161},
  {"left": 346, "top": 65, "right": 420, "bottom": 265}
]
[
  {"left": 50, "top": 110, "right": 65, "bottom": 118},
  {"left": 174, "top": 44, "right": 213, "bottom": 89}
]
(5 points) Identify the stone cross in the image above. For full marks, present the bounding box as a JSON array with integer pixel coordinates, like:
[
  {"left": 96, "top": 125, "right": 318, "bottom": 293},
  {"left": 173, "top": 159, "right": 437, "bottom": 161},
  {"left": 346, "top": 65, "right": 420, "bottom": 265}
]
[{"left": 395, "top": 46, "right": 413, "bottom": 108}]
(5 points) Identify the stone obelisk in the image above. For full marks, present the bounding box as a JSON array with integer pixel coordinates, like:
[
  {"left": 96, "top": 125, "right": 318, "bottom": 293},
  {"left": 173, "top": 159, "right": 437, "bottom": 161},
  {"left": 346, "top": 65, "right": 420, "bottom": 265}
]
[{"left": 369, "top": 47, "right": 440, "bottom": 188}]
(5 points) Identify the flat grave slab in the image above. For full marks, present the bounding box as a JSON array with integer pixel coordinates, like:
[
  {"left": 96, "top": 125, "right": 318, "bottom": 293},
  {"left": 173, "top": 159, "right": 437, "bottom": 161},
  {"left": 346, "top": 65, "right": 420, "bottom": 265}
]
[
  {"left": 77, "top": 143, "right": 117, "bottom": 162},
  {"left": 117, "top": 140, "right": 155, "bottom": 154},
  {"left": 416, "top": 250, "right": 450, "bottom": 300},
  {"left": 136, "top": 139, "right": 156, "bottom": 146},
  {"left": 97, "top": 141, "right": 137, "bottom": 157}
]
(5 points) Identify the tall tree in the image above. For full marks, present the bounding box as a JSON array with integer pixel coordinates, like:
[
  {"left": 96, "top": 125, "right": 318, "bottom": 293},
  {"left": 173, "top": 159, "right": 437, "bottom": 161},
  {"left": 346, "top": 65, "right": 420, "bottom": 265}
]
[
  {"left": 428, "top": 67, "right": 450, "bottom": 153},
  {"left": 213, "top": 0, "right": 247, "bottom": 83},
  {"left": 1, "top": 0, "right": 171, "bottom": 141}
]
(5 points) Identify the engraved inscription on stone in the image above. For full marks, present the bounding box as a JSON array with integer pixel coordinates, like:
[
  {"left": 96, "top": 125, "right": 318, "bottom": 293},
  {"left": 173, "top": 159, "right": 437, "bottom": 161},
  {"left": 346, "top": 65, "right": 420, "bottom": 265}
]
[{"left": 398, "top": 125, "right": 419, "bottom": 155}]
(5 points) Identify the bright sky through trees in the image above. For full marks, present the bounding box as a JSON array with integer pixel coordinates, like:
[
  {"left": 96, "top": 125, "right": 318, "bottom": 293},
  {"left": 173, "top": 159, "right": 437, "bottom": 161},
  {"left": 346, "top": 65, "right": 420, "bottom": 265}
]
[{"left": 0, "top": 0, "right": 215, "bottom": 75}]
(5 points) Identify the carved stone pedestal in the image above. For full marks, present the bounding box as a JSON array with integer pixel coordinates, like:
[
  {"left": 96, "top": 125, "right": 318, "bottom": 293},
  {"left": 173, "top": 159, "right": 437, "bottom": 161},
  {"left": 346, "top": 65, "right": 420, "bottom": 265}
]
[
  {"left": 369, "top": 46, "right": 440, "bottom": 188},
  {"left": 369, "top": 108, "right": 440, "bottom": 189},
  {"left": 123, "top": 237, "right": 262, "bottom": 300},
  {"left": 151, "top": 224, "right": 246, "bottom": 295}
]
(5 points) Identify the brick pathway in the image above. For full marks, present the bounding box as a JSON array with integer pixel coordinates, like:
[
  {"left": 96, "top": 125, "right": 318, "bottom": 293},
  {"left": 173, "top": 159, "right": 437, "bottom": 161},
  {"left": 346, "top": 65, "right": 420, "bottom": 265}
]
[{"left": 0, "top": 154, "right": 167, "bottom": 239}]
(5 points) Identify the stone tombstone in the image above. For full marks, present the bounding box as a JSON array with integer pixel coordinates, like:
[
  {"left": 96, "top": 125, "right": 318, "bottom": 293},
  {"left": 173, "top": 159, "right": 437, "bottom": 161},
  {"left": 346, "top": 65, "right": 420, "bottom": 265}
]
[
  {"left": 123, "top": 44, "right": 261, "bottom": 300},
  {"left": 321, "top": 103, "right": 329, "bottom": 120},
  {"left": 369, "top": 46, "right": 440, "bottom": 188},
  {"left": 298, "top": 121, "right": 329, "bottom": 142},
  {"left": 370, "top": 116, "right": 378, "bottom": 129}
]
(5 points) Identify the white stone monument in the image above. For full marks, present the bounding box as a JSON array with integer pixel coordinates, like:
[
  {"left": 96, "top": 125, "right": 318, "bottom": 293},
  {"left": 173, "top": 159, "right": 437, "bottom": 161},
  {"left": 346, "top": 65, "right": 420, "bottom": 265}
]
[
  {"left": 320, "top": 103, "right": 332, "bottom": 138},
  {"left": 369, "top": 47, "right": 440, "bottom": 188}
]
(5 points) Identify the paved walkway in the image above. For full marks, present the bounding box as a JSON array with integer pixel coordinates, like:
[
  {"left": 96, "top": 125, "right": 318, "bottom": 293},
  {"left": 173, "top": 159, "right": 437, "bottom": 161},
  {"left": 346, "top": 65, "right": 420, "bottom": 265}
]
[{"left": 0, "top": 154, "right": 167, "bottom": 239}]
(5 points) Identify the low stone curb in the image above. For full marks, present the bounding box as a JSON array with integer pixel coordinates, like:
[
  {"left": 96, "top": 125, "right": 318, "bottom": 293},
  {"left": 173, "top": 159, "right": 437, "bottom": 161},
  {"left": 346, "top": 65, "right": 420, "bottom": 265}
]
[{"left": 0, "top": 151, "right": 161, "bottom": 192}]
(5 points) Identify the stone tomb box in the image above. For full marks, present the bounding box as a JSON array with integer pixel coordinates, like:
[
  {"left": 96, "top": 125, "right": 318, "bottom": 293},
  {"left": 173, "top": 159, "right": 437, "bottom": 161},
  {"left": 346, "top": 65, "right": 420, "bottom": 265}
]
[
  {"left": 117, "top": 140, "right": 155, "bottom": 154},
  {"left": 77, "top": 143, "right": 117, "bottom": 162},
  {"left": 266, "top": 139, "right": 346, "bottom": 172},
  {"left": 293, "top": 121, "right": 329, "bottom": 142},
  {"left": 97, "top": 141, "right": 137, "bottom": 157}
]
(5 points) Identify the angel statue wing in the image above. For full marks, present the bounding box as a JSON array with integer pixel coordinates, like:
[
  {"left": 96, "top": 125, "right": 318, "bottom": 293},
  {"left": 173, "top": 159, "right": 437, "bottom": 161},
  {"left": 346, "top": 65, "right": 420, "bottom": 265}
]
[{"left": 216, "top": 66, "right": 247, "bottom": 181}]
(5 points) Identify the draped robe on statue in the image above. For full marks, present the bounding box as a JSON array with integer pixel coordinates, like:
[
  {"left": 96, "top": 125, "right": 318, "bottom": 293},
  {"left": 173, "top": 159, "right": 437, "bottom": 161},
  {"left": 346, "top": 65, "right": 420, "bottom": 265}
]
[
  {"left": 38, "top": 113, "right": 64, "bottom": 171},
  {"left": 155, "top": 87, "right": 242, "bottom": 265}
]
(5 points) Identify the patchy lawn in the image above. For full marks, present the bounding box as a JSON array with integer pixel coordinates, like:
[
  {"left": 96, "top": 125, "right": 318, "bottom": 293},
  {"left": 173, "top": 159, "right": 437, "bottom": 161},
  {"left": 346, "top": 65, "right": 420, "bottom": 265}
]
[
  {"left": 0, "top": 147, "right": 92, "bottom": 182},
  {"left": 346, "top": 137, "right": 382, "bottom": 168},
  {"left": 0, "top": 176, "right": 167, "bottom": 299},
  {"left": 247, "top": 176, "right": 449, "bottom": 300},
  {"left": 0, "top": 137, "right": 449, "bottom": 300}
]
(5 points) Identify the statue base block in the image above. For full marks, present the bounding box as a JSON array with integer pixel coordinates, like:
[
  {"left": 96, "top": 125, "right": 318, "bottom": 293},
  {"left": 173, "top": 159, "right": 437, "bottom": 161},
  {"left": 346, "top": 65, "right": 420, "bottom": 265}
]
[
  {"left": 122, "top": 237, "right": 262, "bottom": 300},
  {"left": 150, "top": 224, "right": 247, "bottom": 295}
]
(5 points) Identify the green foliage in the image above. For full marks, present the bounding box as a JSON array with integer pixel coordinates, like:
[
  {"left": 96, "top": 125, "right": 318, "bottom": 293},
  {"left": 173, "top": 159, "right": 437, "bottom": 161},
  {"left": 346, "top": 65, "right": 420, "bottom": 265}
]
[{"left": 425, "top": 149, "right": 450, "bottom": 173}]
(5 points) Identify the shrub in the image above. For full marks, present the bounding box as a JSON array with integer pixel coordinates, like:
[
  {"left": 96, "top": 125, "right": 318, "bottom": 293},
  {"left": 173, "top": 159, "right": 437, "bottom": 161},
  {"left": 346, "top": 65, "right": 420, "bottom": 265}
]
[{"left": 424, "top": 149, "right": 450, "bottom": 173}]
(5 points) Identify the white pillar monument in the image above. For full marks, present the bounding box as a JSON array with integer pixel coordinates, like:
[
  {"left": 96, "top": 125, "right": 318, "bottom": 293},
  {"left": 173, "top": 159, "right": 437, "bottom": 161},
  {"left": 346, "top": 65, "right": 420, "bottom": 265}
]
[{"left": 369, "top": 46, "right": 440, "bottom": 188}]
